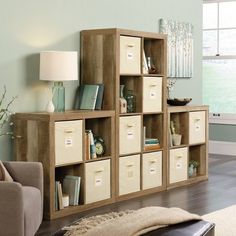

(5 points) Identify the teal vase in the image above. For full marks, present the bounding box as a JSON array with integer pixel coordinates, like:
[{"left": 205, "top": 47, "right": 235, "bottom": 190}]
[{"left": 52, "top": 82, "right": 65, "bottom": 112}]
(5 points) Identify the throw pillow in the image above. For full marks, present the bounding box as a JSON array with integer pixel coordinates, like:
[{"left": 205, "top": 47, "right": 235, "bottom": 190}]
[{"left": 0, "top": 161, "right": 13, "bottom": 182}]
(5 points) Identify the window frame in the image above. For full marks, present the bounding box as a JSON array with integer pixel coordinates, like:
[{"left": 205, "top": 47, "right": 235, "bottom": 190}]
[{"left": 203, "top": 0, "right": 236, "bottom": 124}]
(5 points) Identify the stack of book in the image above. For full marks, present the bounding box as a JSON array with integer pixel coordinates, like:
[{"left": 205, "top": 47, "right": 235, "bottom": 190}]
[
  {"left": 85, "top": 130, "right": 97, "bottom": 160},
  {"left": 144, "top": 138, "right": 161, "bottom": 151},
  {"left": 55, "top": 175, "right": 81, "bottom": 211},
  {"left": 77, "top": 84, "right": 104, "bottom": 110}
]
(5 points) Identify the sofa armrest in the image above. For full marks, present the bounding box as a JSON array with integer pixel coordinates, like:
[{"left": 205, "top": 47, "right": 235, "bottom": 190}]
[
  {"left": 3, "top": 161, "right": 43, "bottom": 209},
  {"left": 0, "top": 182, "right": 24, "bottom": 236}
]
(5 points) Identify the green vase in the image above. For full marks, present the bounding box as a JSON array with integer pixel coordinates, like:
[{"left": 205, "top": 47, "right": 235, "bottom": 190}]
[{"left": 125, "top": 90, "right": 136, "bottom": 113}]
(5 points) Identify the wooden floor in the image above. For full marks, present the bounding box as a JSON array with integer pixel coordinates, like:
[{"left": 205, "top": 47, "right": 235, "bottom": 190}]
[{"left": 36, "top": 154, "right": 236, "bottom": 236}]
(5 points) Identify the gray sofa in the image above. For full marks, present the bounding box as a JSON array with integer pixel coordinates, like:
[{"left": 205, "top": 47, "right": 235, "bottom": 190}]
[{"left": 0, "top": 162, "right": 43, "bottom": 236}]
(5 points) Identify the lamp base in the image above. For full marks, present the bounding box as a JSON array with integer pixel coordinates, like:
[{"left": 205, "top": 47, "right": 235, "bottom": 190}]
[{"left": 52, "top": 82, "right": 65, "bottom": 112}]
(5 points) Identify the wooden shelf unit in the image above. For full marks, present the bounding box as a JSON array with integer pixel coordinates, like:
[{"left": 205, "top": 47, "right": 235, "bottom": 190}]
[
  {"left": 13, "top": 110, "right": 115, "bottom": 220},
  {"left": 80, "top": 28, "right": 168, "bottom": 201},
  {"left": 13, "top": 28, "right": 209, "bottom": 220},
  {"left": 167, "top": 105, "right": 209, "bottom": 189}
]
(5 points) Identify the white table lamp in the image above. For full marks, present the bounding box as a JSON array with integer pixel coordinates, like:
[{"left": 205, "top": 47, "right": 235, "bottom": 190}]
[{"left": 40, "top": 51, "right": 78, "bottom": 112}]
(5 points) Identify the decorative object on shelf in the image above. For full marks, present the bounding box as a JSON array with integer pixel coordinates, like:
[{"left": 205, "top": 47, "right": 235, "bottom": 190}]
[
  {"left": 172, "top": 134, "right": 182, "bottom": 146},
  {"left": 125, "top": 90, "right": 136, "bottom": 113},
  {"left": 40, "top": 51, "right": 78, "bottom": 112},
  {"left": 160, "top": 18, "right": 193, "bottom": 78},
  {"left": 167, "top": 78, "right": 177, "bottom": 98},
  {"left": 147, "top": 56, "right": 157, "bottom": 74},
  {"left": 142, "top": 50, "right": 149, "bottom": 74},
  {"left": 45, "top": 88, "right": 55, "bottom": 113},
  {"left": 119, "top": 85, "right": 127, "bottom": 113},
  {"left": 170, "top": 120, "right": 182, "bottom": 146},
  {"left": 167, "top": 98, "right": 192, "bottom": 106},
  {"left": 77, "top": 84, "right": 100, "bottom": 110},
  {"left": 188, "top": 160, "right": 199, "bottom": 177},
  {"left": 94, "top": 136, "right": 106, "bottom": 157},
  {"left": 0, "top": 86, "right": 16, "bottom": 137}
]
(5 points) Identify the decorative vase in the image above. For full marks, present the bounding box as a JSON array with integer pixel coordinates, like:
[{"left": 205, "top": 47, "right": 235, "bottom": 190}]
[
  {"left": 119, "top": 85, "right": 127, "bottom": 113},
  {"left": 125, "top": 90, "right": 136, "bottom": 113},
  {"left": 188, "top": 164, "right": 194, "bottom": 177},
  {"left": 147, "top": 57, "right": 157, "bottom": 74}
]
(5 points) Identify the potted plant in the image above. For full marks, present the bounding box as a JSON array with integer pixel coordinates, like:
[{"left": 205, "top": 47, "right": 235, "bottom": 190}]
[
  {"left": 0, "top": 86, "right": 16, "bottom": 137},
  {"left": 188, "top": 160, "right": 199, "bottom": 177}
]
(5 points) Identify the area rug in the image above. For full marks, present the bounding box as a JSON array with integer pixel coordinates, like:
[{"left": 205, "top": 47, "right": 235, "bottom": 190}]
[
  {"left": 55, "top": 206, "right": 201, "bottom": 236},
  {"left": 202, "top": 204, "right": 236, "bottom": 236}
]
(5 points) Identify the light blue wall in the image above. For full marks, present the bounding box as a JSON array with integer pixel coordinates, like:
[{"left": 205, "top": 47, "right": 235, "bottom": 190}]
[{"left": 0, "top": 0, "right": 202, "bottom": 160}]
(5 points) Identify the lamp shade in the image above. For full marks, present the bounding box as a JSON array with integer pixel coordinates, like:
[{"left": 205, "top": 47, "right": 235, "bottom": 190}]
[{"left": 39, "top": 51, "right": 78, "bottom": 81}]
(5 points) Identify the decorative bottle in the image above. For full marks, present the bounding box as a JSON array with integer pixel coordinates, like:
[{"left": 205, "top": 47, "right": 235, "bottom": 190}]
[
  {"left": 147, "top": 57, "right": 157, "bottom": 74},
  {"left": 125, "top": 90, "right": 136, "bottom": 113},
  {"left": 119, "top": 85, "right": 127, "bottom": 113}
]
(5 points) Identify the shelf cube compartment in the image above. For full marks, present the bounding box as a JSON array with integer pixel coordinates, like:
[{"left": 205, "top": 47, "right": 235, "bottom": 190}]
[
  {"left": 55, "top": 120, "right": 83, "bottom": 166},
  {"left": 142, "top": 151, "right": 162, "bottom": 190},
  {"left": 143, "top": 114, "right": 163, "bottom": 150},
  {"left": 169, "top": 147, "right": 188, "bottom": 184},
  {"left": 143, "top": 77, "right": 162, "bottom": 113},
  {"left": 189, "top": 144, "right": 206, "bottom": 177},
  {"left": 120, "top": 36, "right": 141, "bottom": 74},
  {"left": 119, "top": 154, "right": 140, "bottom": 195},
  {"left": 189, "top": 111, "right": 206, "bottom": 145},
  {"left": 119, "top": 115, "right": 141, "bottom": 155},
  {"left": 120, "top": 76, "right": 142, "bottom": 113},
  {"left": 143, "top": 38, "right": 165, "bottom": 75},
  {"left": 85, "top": 159, "right": 111, "bottom": 204},
  {"left": 169, "top": 112, "right": 188, "bottom": 147},
  {"left": 85, "top": 117, "right": 113, "bottom": 158}
]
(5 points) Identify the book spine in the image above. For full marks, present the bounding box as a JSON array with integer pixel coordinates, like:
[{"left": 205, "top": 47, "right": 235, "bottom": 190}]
[
  {"left": 85, "top": 132, "right": 90, "bottom": 160},
  {"left": 88, "top": 130, "right": 97, "bottom": 159},
  {"left": 57, "top": 182, "right": 64, "bottom": 210}
]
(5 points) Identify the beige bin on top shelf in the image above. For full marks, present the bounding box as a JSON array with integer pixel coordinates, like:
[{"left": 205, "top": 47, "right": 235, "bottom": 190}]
[
  {"left": 142, "top": 151, "right": 162, "bottom": 190},
  {"left": 189, "top": 111, "right": 206, "bottom": 145},
  {"left": 85, "top": 159, "right": 111, "bottom": 204},
  {"left": 55, "top": 120, "right": 83, "bottom": 166},
  {"left": 120, "top": 36, "right": 141, "bottom": 74}
]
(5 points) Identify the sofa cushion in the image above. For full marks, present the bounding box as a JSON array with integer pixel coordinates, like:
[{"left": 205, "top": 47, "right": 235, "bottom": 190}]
[
  {"left": 0, "top": 161, "right": 13, "bottom": 182},
  {"left": 22, "top": 186, "right": 42, "bottom": 236}
]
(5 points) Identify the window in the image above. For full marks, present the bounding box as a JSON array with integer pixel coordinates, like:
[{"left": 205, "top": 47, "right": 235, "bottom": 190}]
[{"left": 203, "top": 0, "right": 236, "bottom": 122}]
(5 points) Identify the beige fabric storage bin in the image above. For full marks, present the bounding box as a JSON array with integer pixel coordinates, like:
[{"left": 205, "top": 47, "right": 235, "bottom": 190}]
[
  {"left": 119, "top": 154, "right": 140, "bottom": 195},
  {"left": 189, "top": 111, "right": 206, "bottom": 144},
  {"left": 55, "top": 120, "right": 83, "bottom": 166},
  {"left": 85, "top": 159, "right": 111, "bottom": 204},
  {"left": 142, "top": 151, "right": 162, "bottom": 190},
  {"left": 143, "top": 77, "right": 162, "bottom": 113},
  {"left": 120, "top": 36, "right": 141, "bottom": 74},
  {"left": 169, "top": 147, "right": 188, "bottom": 184},
  {"left": 119, "top": 116, "right": 141, "bottom": 155}
]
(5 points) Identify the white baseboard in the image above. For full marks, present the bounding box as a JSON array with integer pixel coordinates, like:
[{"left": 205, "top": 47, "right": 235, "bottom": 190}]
[{"left": 209, "top": 140, "right": 236, "bottom": 156}]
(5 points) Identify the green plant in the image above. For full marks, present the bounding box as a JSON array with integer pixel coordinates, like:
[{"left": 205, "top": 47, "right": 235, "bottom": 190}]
[
  {"left": 0, "top": 86, "right": 16, "bottom": 137},
  {"left": 189, "top": 160, "right": 199, "bottom": 168}
]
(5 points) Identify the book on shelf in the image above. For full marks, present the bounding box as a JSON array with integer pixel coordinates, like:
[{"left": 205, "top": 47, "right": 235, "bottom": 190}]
[
  {"left": 77, "top": 84, "right": 104, "bottom": 110},
  {"left": 95, "top": 84, "right": 104, "bottom": 110},
  {"left": 78, "top": 84, "right": 99, "bottom": 110},
  {"left": 144, "top": 143, "right": 161, "bottom": 151},
  {"left": 55, "top": 181, "right": 58, "bottom": 211},
  {"left": 145, "top": 138, "right": 160, "bottom": 145},
  {"left": 85, "top": 130, "right": 97, "bottom": 159},
  {"left": 63, "top": 175, "right": 81, "bottom": 206},
  {"left": 56, "top": 181, "right": 64, "bottom": 210},
  {"left": 85, "top": 132, "right": 90, "bottom": 161}
]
